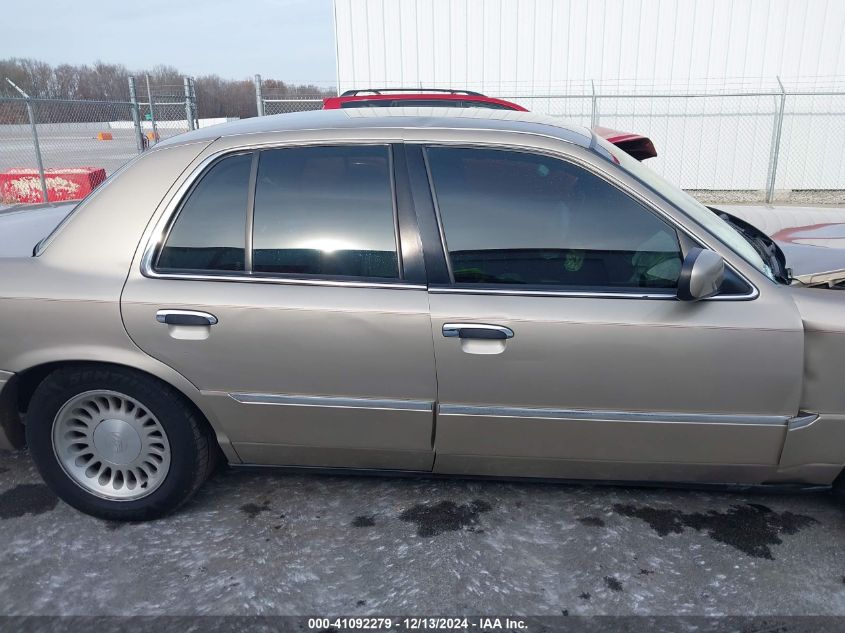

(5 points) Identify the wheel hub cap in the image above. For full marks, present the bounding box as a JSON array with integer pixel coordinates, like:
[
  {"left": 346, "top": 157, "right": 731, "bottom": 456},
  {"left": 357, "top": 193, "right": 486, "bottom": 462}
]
[
  {"left": 92, "top": 418, "right": 142, "bottom": 465},
  {"left": 52, "top": 390, "right": 171, "bottom": 501}
]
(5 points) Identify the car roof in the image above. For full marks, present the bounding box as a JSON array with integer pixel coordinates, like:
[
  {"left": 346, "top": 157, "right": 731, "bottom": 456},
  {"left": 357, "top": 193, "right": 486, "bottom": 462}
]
[{"left": 156, "top": 107, "right": 593, "bottom": 149}]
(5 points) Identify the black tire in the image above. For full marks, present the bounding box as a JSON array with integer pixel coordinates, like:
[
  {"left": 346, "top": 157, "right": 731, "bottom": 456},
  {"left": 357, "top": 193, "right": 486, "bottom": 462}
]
[
  {"left": 834, "top": 472, "right": 845, "bottom": 502},
  {"left": 26, "top": 365, "right": 217, "bottom": 521}
]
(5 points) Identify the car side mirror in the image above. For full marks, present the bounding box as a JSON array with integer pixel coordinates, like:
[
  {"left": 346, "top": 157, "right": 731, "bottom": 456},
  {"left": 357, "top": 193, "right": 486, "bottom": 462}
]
[{"left": 678, "top": 248, "right": 725, "bottom": 301}]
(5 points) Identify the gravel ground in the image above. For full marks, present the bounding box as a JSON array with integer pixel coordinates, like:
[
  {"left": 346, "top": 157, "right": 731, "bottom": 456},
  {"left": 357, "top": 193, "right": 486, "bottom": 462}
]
[
  {"left": 690, "top": 190, "right": 845, "bottom": 205},
  {"left": 1, "top": 449, "right": 844, "bottom": 617}
]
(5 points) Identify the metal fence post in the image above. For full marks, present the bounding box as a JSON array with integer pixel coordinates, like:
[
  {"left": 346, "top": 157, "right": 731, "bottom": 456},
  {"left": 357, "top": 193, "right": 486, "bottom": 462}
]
[
  {"left": 766, "top": 76, "right": 787, "bottom": 203},
  {"left": 128, "top": 76, "right": 145, "bottom": 153},
  {"left": 183, "top": 76, "right": 195, "bottom": 131},
  {"left": 255, "top": 74, "right": 265, "bottom": 117},
  {"left": 145, "top": 74, "right": 159, "bottom": 143},
  {"left": 590, "top": 80, "right": 599, "bottom": 128},
  {"left": 190, "top": 77, "right": 199, "bottom": 128},
  {"left": 5, "top": 78, "right": 48, "bottom": 202}
]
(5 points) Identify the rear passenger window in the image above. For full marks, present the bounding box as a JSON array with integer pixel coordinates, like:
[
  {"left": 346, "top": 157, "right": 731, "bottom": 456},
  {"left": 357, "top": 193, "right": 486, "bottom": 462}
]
[
  {"left": 156, "top": 153, "right": 251, "bottom": 272},
  {"left": 426, "top": 147, "right": 682, "bottom": 291},
  {"left": 252, "top": 145, "right": 399, "bottom": 279}
]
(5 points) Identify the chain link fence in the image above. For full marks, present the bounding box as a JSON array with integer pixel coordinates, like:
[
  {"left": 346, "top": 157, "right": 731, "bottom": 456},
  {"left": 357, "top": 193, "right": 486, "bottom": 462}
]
[
  {"left": 251, "top": 76, "right": 845, "bottom": 203},
  {"left": 261, "top": 98, "right": 324, "bottom": 115},
  {"left": 254, "top": 75, "right": 326, "bottom": 116},
  {"left": 0, "top": 76, "right": 197, "bottom": 204},
  {"left": 4, "top": 74, "right": 845, "bottom": 205},
  {"left": 501, "top": 78, "right": 845, "bottom": 203},
  {"left": 0, "top": 97, "right": 140, "bottom": 204},
  {"left": 594, "top": 93, "right": 780, "bottom": 193},
  {"left": 777, "top": 92, "right": 845, "bottom": 194},
  {"left": 137, "top": 78, "right": 197, "bottom": 142}
]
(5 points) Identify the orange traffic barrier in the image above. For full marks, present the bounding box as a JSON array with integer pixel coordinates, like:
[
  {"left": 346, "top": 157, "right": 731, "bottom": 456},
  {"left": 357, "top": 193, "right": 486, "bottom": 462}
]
[
  {"left": 96, "top": 132, "right": 113, "bottom": 141},
  {"left": 145, "top": 131, "right": 160, "bottom": 142}
]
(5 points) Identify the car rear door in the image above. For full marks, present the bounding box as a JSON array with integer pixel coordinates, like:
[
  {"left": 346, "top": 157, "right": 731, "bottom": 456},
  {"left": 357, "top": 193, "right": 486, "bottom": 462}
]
[
  {"left": 404, "top": 142, "right": 805, "bottom": 484},
  {"left": 122, "top": 143, "right": 437, "bottom": 469}
]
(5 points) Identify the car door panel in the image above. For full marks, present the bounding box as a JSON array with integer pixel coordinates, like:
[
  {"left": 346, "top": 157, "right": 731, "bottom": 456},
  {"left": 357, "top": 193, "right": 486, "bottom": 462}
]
[
  {"left": 410, "top": 143, "right": 805, "bottom": 482},
  {"left": 122, "top": 142, "right": 437, "bottom": 470},
  {"left": 122, "top": 280, "right": 436, "bottom": 468},
  {"left": 429, "top": 292, "right": 803, "bottom": 475}
]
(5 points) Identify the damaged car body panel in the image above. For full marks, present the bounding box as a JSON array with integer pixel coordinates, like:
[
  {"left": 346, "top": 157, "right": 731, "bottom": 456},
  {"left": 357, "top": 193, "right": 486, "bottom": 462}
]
[
  {"left": 715, "top": 205, "right": 845, "bottom": 287},
  {"left": 777, "top": 288, "right": 845, "bottom": 480},
  {"left": 1, "top": 108, "right": 845, "bottom": 519},
  {"left": 703, "top": 206, "right": 845, "bottom": 482}
]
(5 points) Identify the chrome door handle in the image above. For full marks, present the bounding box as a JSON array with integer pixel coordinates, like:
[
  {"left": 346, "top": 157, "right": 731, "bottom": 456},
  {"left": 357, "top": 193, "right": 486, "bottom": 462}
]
[
  {"left": 156, "top": 310, "right": 218, "bottom": 326},
  {"left": 442, "top": 323, "right": 514, "bottom": 340}
]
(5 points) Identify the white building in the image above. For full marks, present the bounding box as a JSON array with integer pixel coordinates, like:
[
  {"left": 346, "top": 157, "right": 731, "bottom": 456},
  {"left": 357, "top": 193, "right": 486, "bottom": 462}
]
[{"left": 333, "top": 0, "right": 845, "bottom": 195}]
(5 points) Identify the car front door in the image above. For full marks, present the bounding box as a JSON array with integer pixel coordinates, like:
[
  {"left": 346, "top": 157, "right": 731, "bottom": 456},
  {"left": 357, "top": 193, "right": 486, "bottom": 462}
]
[
  {"left": 122, "top": 143, "right": 436, "bottom": 470},
  {"left": 406, "top": 143, "right": 805, "bottom": 484}
]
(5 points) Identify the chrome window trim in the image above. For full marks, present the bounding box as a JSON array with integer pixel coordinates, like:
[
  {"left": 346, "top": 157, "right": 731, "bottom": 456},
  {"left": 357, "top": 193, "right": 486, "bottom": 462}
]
[
  {"left": 429, "top": 286, "right": 681, "bottom": 300},
  {"left": 139, "top": 273, "right": 424, "bottom": 291},
  {"left": 787, "top": 413, "right": 820, "bottom": 431},
  {"left": 415, "top": 141, "right": 760, "bottom": 302},
  {"left": 439, "top": 404, "right": 791, "bottom": 427},
  {"left": 244, "top": 151, "right": 260, "bottom": 273},
  {"left": 388, "top": 146, "right": 404, "bottom": 279},
  {"left": 140, "top": 141, "right": 414, "bottom": 291},
  {"left": 229, "top": 392, "right": 433, "bottom": 412},
  {"left": 145, "top": 271, "right": 424, "bottom": 290},
  {"left": 144, "top": 149, "right": 254, "bottom": 276}
]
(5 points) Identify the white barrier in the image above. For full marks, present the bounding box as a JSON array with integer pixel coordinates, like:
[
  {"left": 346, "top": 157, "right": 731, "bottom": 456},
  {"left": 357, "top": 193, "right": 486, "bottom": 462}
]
[{"left": 107, "top": 117, "right": 237, "bottom": 130}]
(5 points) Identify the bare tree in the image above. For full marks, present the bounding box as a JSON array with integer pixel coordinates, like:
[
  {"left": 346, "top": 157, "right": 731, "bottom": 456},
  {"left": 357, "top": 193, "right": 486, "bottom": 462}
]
[{"left": 0, "top": 57, "right": 333, "bottom": 119}]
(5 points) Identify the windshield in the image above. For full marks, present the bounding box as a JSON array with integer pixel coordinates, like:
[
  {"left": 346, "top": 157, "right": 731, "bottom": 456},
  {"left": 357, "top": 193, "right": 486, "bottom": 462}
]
[{"left": 593, "top": 136, "right": 775, "bottom": 282}]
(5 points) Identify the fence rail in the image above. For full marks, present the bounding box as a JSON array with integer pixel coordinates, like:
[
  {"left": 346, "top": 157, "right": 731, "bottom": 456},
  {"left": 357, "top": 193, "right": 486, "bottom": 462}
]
[
  {"left": 3, "top": 75, "right": 845, "bottom": 205},
  {"left": 252, "top": 77, "right": 845, "bottom": 203},
  {"left": 491, "top": 80, "right": 845, "bottom": 201},
  {"left": 0, "top": 75, "right": 197, "bottom": 204}
]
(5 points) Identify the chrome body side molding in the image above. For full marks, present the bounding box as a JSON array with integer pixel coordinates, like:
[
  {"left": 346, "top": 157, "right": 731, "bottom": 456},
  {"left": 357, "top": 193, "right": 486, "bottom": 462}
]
[
  {"left": 438, "top": 404, "right": 793, "bottom": 426},
  {"left": 229, "top": 393, "right": 434, "bottom": 412},
  {"left": 787, "top": 412, "right": 821, "bottom": 431}
]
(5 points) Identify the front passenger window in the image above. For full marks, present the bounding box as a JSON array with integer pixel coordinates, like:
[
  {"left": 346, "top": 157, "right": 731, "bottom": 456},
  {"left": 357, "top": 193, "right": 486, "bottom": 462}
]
[{"left": 426, "top": 147, "right": 682, "bottom": 291}]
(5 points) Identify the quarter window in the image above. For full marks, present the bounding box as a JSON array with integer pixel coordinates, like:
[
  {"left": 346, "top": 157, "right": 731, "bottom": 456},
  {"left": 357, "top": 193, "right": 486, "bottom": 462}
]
[
  {"left": 426, "top": 147, "right": 682, "bottom": 290},
  {"left": 156, "top": 153, "right": 252, "bottom": 273},
  {"left": 252, "top": 145, "right": 399, "bottom": 279}
]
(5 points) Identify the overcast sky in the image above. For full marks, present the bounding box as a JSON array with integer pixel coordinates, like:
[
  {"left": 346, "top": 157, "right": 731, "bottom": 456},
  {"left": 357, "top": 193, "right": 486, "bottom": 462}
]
[{"left": 4, "top": 0, "right": 337, "bottom": 85}]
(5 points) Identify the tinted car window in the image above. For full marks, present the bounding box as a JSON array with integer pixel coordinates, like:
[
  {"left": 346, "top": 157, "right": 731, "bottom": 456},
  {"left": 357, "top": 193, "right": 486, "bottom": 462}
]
[
  {"left": 253, "top": 145, "right": 399, "bottom": 279},
  {"left": 340, "top": 100, "right": 394, "bottom": 108},
  {"left": 463, "top": 101, "right": 516, "bottom": 110},
  {"left": 389, "top": 99, "right": 455, "bottom": 107},
  {"left": 427, "top": 147, "right": 682, "bottom": 290},
  {"left": 156, "top": 153, "right": 251, "bottom": 272}
]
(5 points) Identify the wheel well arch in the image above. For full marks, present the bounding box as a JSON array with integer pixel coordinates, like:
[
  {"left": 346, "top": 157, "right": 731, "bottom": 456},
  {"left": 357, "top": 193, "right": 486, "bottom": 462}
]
[{"left": 13, "top": 360, "right": 230, "bottom": 462}]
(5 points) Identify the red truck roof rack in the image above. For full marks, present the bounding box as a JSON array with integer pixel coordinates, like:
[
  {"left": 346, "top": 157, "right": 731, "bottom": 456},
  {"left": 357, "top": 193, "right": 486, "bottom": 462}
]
[{"left": 340, "top": 88, "right": 485, "bottom": 97}]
